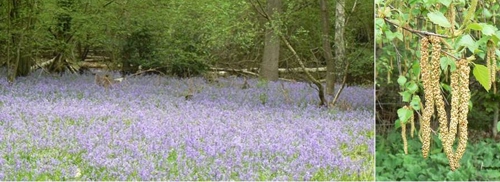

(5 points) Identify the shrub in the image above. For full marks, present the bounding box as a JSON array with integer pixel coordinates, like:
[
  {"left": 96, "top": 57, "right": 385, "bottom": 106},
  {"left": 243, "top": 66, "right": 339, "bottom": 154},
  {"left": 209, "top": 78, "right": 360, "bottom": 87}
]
[{"left": 376, "top": 131, "right": 500, "bottom": 181}]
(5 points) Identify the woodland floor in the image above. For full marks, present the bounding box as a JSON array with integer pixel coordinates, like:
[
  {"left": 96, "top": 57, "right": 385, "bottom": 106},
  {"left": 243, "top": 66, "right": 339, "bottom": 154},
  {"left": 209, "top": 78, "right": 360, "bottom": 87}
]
[{"left": 0, "top": 71, "right": 374, "bottom": 180}]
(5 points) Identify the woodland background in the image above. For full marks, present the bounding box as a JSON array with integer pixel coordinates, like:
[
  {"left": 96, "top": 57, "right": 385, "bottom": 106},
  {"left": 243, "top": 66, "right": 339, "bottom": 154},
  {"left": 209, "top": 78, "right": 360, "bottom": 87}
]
[{"left": 0, "top": 0, "right": 373, "bottom": 88}]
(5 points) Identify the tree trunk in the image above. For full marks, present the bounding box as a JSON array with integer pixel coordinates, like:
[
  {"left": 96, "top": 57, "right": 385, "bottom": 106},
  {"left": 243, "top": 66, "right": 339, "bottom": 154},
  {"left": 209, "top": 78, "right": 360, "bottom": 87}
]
[
  {"left": 320, "top": 0, "right": 335, "bottom": 95},
  {"left": 260, "top": 0, "right": 282, "bottom": 81},
  {"left": 333, "top": 0, "right": 346, "bottom": 93},
  {"left": 17, "top": 1, "right": 36, "bottom": 77},
  {"left": 6, "top": 0, "right": 36, "bottom": 81},
  {"left": 7, "top": 0, "right": 20, "bottom": 83}
]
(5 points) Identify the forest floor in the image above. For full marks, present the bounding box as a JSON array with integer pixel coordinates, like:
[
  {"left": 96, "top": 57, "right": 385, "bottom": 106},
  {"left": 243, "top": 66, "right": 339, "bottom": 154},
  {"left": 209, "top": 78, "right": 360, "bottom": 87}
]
[{"left": 0, "top": 71, "right": 374, "bottom": 180}]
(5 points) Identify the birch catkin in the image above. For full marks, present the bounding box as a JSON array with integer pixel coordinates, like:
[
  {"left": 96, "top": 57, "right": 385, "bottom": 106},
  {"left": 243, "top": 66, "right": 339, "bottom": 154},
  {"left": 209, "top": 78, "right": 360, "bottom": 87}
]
[
  {"left": 410, "top": 33, "right": 471, "bottom": 170},
  {"left": 453, "top": 58, "right": 470, "bottom": 169},
  {"left": 488, "top": 42, "right": 496, "bottom": 85},
  {"left": 429, "top": 36, "right": 457, "bottom": 170},
  {"left": 419, "top": 36, "right": 433, "bottom": 158},
  {"left": 410, "top": 112, "right": 415, "bottom": 138},
  {"left": 447, "top": 57, "right": 461, "bottom": 169},
  {"left": 402, "top": 119, "right": 408, "bottom": 154}
]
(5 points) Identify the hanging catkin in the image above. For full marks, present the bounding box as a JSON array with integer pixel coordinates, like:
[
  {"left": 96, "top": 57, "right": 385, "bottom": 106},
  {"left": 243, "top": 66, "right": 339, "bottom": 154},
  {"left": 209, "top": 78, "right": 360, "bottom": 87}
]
[
  {"left": 488, "top": 41, "right": 496, "bottom": 85},
  {"left": 429, "top": 36, "right": 456, "bottom": 169},
  {"left": 453, "top": 58, "right": 470, "bottom": 169},
  {"left": 401, "top": 119, "right": 408, "bottom": 154},
  {"left": 447, "top": 57, "right": 462, "bottom": 169},
  {"left": 410, "top": 111, "right": 415, "bottom": 138},
  {"left": 419, "top": 36, "right": 433, "bottom": 158}
]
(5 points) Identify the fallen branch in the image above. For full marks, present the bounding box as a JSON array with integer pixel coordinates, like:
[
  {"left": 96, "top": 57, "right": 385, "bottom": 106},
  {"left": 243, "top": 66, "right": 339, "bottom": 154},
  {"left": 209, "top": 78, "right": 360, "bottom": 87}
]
[
  {"left": 211, "top": 67, "right": 326, "bottom": 73},
  {"left": 280, "top": 35, "right": 327, "bottom": 106},
  {"left": 30, "top": 56, "right": 56, "bottom": 71},
  {"left": 330, "top": 61, "right": 351, "bottom": 107},
  {"left": 279, "top": 67, "right": 327, "bottom": 72},
  {"left": 209, "top": 67, "right": 297, "bottom": 82},
  {"left": 84, "top": 55, "right": 111, "bottom": 62},
  {"left": 79, "top": 61, "right": 108, "bottom": 69},
  {"left": 210, "top": 67, "right": 260, "bottom": 76}
]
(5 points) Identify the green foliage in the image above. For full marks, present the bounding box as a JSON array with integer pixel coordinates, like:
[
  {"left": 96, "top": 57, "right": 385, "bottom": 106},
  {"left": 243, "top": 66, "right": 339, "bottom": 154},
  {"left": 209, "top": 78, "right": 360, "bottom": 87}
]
[
  {"left": 473, "top": 64, "right": 491, "bottom": 91},
  {"left": 377, "top": 132, "right": 500, "bottom": 181},
  {"left": 121, "top": 27, "right": 158, "bottom": 74},
  {"left": 0, "top": 0, "right": 373, "bottom": 84},
  {"left": 347, "top": 46, "right": 374, "bottom": 84},
  {"left": 396, "top": 107, "right": 412, "bottom": 125},
  {"left": 170, "top": 58, "right": 209, "bottom": 78},
  {"left": 427, "top": 11, "right": 451, "bottom": 28}
]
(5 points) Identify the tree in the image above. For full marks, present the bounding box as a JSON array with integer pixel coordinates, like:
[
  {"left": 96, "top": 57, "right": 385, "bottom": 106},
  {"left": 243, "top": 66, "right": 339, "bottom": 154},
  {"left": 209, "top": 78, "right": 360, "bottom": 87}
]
[
  {"left": 47, "top": 0, "right": 76, "bottom": 74},
  {"left": 331, "top": 0, "right": 345, "bottom": 95},
  {"left": 320, "top": 0, "right": 334, "bottom": 95},
  {"left": 260, "top": 0, "right": 282, "bottom": 81},
  {"left": 5, "top": 0, "right": 37, "bottom": 83}
]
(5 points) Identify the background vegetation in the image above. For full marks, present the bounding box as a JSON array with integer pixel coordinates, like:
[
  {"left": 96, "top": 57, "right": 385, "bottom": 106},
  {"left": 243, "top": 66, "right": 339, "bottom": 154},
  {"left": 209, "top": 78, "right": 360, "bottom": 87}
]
[{"left": 0, "top": 0, "right": 373, "bottom": 84}]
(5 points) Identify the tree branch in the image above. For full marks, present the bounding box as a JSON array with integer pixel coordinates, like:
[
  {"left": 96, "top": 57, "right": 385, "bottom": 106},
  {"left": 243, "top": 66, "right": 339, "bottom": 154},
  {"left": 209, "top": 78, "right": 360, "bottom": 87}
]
[{"left": 384, "top": 18, "right": 449, "bottom": 38}]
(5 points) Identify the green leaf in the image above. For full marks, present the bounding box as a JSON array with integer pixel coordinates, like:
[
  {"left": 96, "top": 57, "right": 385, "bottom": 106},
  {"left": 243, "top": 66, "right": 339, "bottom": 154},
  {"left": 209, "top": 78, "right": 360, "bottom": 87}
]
[
  {"left": 484, "top": 169, "right": 500, "bottom": 179},
  {"left": 458, "top": 34, "right": 477, "bottom": 53},
  {"left": 412, "top": 63, "right": 421, "bottom": 78},
  {"left": 397, "top": 107, "right": 413, "bottom": 123},
  {"left": 375, "top": 18, "right": 386, "bottom": 29},
  {"left": 394, "top": 32, "right": 404, "bottom": 41},
  {"left": 440, "top": 57, "right": 448, "bottom": 71},
  {"left": 395, "top": 119, "right": 401, "bottom": 129},
  {"left": 467, "top": 23, "right": 483, "bottom": 30},
  {"left": 410, "top": 95, "right": 421, "bottom": 110},
  {"left": 482, "top": 24, "right": 497, "bottom": 36},
  {"left": 483, "top": 8, "right": 493, "bottom": 19},
  {"left": 399, "top": 91, "right": 412, "bottom": 102},
  {"left": 441, "top": 83, "right": 451, "bottom": 92},
  {"left": 385, "top": 30, "right": 403, "bottom": 41},
  {"left": 473, "top": 64, "right": 491, "bottom": 91},
  {"left": 397, "top": 75, "right": 407, "bottom": 87},
  {"left": 440, "top": 57, "right": 456, "bottom": 71},
  {"left": 492, "top": 32, "right": 500, "bottom": 45},
  {"left": 438, "top": 0, "right": 452, "bottom": 7},
  {"left": 385, "top": 30, "right": 396, "bottom": 41},
  {"left": 497, "top": 121, "right": 500, "bottom": 132},
  {"left": 449, "top": 59, "right": 457, "bottom": 72},
  {"left": 476, "top": 36, "right": 491, "bottom": 50},
  {"left": 406, "top": 81, "right": 419, "bottom": 93},
  {"left": 427, "top": 11, "right": 451, "bottom": 28}
]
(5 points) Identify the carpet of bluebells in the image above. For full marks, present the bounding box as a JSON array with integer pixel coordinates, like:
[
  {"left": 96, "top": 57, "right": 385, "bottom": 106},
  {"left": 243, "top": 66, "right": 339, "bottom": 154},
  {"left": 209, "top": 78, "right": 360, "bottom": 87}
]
[{"left": 0, "top": 71, "right": 374, "bottom": 180}]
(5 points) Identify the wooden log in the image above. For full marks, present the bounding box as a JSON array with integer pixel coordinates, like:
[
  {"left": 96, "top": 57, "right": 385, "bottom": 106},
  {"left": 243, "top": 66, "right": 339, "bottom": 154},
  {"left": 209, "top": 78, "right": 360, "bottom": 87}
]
[
  {"left": 210, "top": 67, "right": 326, "bottom": 73},
  {"left": 84, "top": 55, "right": 111, "bottom": 61},
  {"left": 79, "top": 61, "right": 108, "bottom": 69},
  {"left": 30, "top": 57, "right": 56, "bottom": 71},
  {"left": 278, "top": 67, "right": 326, "bottom": 72}
]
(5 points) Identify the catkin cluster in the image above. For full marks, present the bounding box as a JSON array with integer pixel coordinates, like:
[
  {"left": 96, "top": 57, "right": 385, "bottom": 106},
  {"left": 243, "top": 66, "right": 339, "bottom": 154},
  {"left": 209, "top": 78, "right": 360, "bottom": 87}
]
[{"left": 416, "top": 36, "right": 470, "bottom": 171}]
